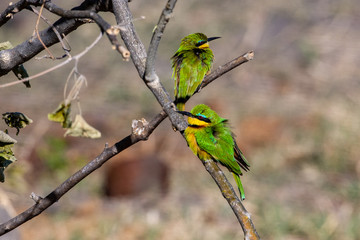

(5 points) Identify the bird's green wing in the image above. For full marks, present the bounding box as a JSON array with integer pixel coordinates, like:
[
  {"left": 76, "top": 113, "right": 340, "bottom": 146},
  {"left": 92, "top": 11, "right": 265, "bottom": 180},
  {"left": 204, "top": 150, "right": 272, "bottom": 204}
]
[
  {"left": 194, "top": 124, "right": 242, "bottom": 176},
  {"left": 176, "top": 52, "right": 208, "bottom": 97},
  {"left": 194, "top": 127, "right": 246, "bottom": 200},
  {"left": 172, "top": 49, "right": 213, "bottom": 109}
]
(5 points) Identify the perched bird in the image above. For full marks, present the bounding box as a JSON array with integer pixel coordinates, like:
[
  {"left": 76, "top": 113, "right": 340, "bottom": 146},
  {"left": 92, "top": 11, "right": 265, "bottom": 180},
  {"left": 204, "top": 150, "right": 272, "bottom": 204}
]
[
  {"left": 171, "top": 33, "right": 219, "bottom": 111},
  {"left": 178, "top": 104, "right": 250, "bottom": 200}
]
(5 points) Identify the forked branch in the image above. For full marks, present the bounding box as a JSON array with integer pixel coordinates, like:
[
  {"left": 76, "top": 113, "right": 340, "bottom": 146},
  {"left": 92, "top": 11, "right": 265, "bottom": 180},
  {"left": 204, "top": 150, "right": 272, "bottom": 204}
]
[{"left": 0, "top": 0, "right": 127, "bottom": 77}]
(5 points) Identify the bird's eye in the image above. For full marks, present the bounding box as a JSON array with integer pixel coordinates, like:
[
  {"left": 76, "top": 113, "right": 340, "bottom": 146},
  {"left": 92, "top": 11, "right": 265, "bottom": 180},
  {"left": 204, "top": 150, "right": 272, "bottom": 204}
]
[{"left": 195, "top": 114, "right": 211, "bottom": 123}]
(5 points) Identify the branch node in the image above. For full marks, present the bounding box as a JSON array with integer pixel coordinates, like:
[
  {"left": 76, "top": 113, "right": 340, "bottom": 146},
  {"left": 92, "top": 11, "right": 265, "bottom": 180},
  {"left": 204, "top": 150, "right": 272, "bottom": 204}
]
[
  {"left": 131, "top": 118, "right": 149, "bottom": 141},
  {"left": 164, "top": 13, "right": 172, "bottom": 20},
  {"left": 244, "top": 51, "right": 254, "bottom": 60},
  {"left": 118, "top": 45, "right": 130, "bottom": 60},
  {"left": 106, "top": 26, "right": 120, "bottom": 36},
  {"left": 164, "top": 101, "right": 176, "bottom": 111},
  {"left": 104, "top": 142, "right": 109, "bottom": 149},
  {"left": 30, "top": 192, "right": 43, "bottom": 203}
]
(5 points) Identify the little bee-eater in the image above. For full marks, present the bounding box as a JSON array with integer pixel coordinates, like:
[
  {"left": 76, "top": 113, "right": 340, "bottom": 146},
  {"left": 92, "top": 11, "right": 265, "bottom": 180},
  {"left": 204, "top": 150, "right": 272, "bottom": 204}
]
[
  {"left": 178, "top": 104, "right": 250, "bottom": 200},
  {"left": 171, "top": 33, "right": 220, "bottom": 111}
]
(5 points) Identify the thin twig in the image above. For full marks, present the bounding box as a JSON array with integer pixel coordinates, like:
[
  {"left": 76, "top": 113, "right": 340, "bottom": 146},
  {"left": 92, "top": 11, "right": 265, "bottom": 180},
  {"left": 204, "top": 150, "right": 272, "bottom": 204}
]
[
  {"left": 28, "top": 6, "right": 71, "bottom": 59},
  {"left": 201, "top": 51, "right": 254, "bottom": 89},
  {"left": 34, "top": 2, "right": 55, "bottom": 59},
  {"left": 0, "top": 0, "right": 27, "bottom": 27},
  {"left": 145, "top": 0, "right": 177, "bottom": 78},
  {"left": 39, "top": 1, "right": 130, "bottom": 59},
  {"left": 0, "top": 0, "right": 125, "bottom": 77}
]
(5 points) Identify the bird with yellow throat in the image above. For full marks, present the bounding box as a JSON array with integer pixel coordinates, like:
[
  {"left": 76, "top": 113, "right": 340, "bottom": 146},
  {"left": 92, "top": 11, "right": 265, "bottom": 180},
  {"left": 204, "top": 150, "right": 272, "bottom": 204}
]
[
  {"left": 171, "top": 33, "right": 220, "bottom": 111},
  {"left": 178, "top": 104, "right": 250, "bottom": 200}
]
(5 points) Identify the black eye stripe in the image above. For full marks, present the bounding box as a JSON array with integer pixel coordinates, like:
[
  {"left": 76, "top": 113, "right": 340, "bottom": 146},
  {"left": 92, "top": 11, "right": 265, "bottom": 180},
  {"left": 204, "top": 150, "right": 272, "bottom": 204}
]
[
  {"left": 195, "top": 115, "right": 211, "bottom": 123},
  {"left": 195, "top": 40, "right": 207, "bottom": 47}
]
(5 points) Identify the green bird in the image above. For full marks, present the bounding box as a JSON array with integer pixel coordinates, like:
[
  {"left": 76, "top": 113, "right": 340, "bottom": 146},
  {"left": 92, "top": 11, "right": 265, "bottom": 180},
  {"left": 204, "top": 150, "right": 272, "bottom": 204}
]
[
  {"left": 178, "top": 104, "right": 250, "bottom": 200},
  {"left": 171, "top": 33, "right": 220, "bottom": 111}
]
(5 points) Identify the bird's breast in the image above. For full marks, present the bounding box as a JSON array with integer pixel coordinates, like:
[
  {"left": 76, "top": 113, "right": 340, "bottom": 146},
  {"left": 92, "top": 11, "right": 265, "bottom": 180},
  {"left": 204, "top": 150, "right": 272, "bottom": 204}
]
[{"left": 185, "top": 129, "right": 212, "bottom": 161}]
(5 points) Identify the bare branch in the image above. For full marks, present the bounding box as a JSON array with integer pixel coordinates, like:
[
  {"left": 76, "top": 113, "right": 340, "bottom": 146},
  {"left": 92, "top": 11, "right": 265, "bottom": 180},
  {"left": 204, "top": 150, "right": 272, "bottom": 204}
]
[
  {"left": 0, "top": 33, "right": 103, "bottom": 88},
  {"left": 145, "top": 0, "right": 177, "bottom": 77},
  {"left": 34, "top": 2, "right": 55, "bottom": 59},
  {"left": 0, "top": 134, "right": 134, "bottom": 235},
  {"left": 29, "top": 6, "right": 71, "bottom": 59},
  {"left": 112, "top": 0, "right": 147, "bottom": 76},
  {"left": 0, "top": 0, "right": 117, "bottom": 77},
  {"left": 204, "top": 160, "right": 260, "bottom": 239},
  {"left": 113, "top": 0, "right": 185, "bottom": 131},
  {"left": 0, "top": 0, "right": 27, "bottom": 27},
  {"left": 39, "top": 1, "right": 129, "bottom": 60},
  {"left": 201, "top": 51, "right": 254, "bottom": 89}
]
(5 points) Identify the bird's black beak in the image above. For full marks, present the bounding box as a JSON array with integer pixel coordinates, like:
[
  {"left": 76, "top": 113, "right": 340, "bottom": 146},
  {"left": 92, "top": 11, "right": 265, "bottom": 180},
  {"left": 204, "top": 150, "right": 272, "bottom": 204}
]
[
  {"left": 177, "top": 111, "right": 193, "bottom": 117},
  {"left": 177, "top": 111, "right": 211, "bottom": 123},
  {"left": 207, "top": 37, "right": 221, "bottom": 42}
]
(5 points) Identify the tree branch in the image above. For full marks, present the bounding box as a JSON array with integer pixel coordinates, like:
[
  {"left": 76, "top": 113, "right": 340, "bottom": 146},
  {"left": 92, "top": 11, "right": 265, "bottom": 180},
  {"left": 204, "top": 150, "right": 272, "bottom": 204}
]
[
  {"left": 0, "top": 32, "right": 103, "bottom": 88},
  {"left": 113, "top": 0, "right": 185, "bottom": 133},
  {"left": 145, "top": 0, "right": 176, "bottom": 76},
  {"left": 39, "top": 1, "right": 129, "bottom": 59},
  {"left": 28, "top": 5, "right": 71, "bottom": 59},
  {"left": 0, "top": 0, "right": 28, "bottom": 27},
  {"left": 201, "top": 51, "right": 254, "bottom": 89},
  {"left": 111, "top": 0, "right": 147, "bottom": 76},
  {"left": 148, "top": 50, "right": 255, "bottom": 136},
  {"left": 0, "top": 0, "right": 121, "bottom": 77},
  {"left": 0, "top": 135, "right": 134, "bottom": 235},
  {"left": 204, "top": 161, "right": 260, "bottom": 239}
]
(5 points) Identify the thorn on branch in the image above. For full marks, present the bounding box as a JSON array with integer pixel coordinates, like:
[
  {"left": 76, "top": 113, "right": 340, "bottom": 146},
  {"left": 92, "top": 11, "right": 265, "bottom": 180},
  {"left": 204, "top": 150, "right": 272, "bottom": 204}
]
[{"left": 131, "top": 118, "right": 149, "bottom": 141}]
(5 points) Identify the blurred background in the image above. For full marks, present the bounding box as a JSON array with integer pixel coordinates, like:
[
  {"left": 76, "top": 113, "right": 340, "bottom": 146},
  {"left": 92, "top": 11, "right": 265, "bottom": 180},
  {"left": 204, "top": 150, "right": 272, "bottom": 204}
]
[{"left": 1, "top": 0, "right": 360, "bottom": 239}]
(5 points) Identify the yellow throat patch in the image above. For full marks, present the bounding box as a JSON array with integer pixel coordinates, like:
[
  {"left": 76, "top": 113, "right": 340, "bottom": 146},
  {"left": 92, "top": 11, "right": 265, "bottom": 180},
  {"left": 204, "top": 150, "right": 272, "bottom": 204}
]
[
  {"left": 187, "top": 116, "right": 210, "bottom": 127},
  {"left": 198, "top": 42, "right": 209, "bottom": 49}
]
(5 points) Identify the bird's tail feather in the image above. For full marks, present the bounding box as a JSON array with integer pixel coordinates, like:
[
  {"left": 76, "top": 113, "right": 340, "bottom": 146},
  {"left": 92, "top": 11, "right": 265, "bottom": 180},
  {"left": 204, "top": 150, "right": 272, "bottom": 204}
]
[{"left": 232, "top": 173, "right": 245, "bottom": 201}]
